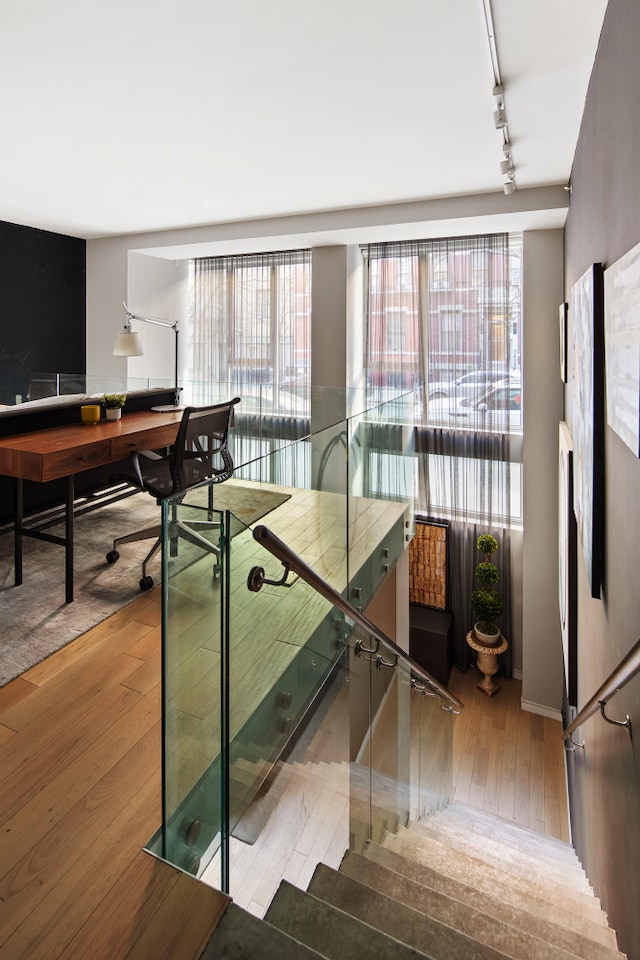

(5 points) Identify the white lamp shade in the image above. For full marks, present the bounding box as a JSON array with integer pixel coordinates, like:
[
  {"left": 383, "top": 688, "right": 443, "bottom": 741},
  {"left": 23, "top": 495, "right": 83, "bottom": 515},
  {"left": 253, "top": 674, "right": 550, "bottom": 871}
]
[{"left": 113, "top": 331, "right": 144, "bottom": 356}]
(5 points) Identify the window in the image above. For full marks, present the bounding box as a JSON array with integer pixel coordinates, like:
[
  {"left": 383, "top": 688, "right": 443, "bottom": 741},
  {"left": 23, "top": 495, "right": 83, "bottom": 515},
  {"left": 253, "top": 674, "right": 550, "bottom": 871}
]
[
  {"left": 362, "top": 233, "right": 522, "bottom": 526},
  {"left": 185, "top": 250, "right": 311, "bottom": 416}
]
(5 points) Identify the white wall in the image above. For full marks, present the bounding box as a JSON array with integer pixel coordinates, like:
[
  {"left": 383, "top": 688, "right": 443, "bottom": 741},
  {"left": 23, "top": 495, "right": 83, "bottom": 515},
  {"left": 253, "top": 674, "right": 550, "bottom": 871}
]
[
  {"left": 126, "top": 252, "right": 189, "bottom": 386},
  {"left": 521, "top": 229, "right": 565, "bottom": 716}
]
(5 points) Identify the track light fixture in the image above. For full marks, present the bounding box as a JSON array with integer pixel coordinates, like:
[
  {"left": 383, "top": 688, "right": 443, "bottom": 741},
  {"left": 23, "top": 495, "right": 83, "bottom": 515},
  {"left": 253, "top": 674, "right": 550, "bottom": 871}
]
[
  {"left": 482, "top": 0, "right": 516, "bottom": 194},
  {"left": 493, "top": 108, "right": 507, "bottom": 129}
]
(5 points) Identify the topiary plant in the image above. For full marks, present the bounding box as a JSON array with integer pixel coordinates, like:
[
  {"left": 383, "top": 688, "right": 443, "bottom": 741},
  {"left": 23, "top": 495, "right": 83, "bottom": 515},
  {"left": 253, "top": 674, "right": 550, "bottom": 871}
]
[{"left": 471, "top": 533, "right": 503, "bottom": 640}]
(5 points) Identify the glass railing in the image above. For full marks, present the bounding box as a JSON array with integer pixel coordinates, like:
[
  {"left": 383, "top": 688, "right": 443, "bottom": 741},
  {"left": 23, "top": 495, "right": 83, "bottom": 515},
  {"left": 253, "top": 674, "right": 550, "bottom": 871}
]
[{"left": 146, "top": 388, "right": 460, "bottom": 905}]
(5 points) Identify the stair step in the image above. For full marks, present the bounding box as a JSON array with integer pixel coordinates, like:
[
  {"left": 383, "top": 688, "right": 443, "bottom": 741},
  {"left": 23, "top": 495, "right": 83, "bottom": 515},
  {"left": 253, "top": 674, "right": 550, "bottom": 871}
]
[
  {"left": 308, "top": 861, "right": 517, "bottom": 959},
  {"left": 200, "top": 902, "right": 325, "bottom": 959},
  {"left": 440, "top": 803, "right": 579, "bottom": 862},
  {"left": 432, "top": 805, "right": 580, "bottom": 870},
  {"left": 386, "top": 826, "right": 610, "bottom": 930},
  {"left": 342, "top": 848, "right": 624, "bottom": 960},
  {"left": 264, "top": 878, "right": 434, "bottom": 960},
  {"left": 412, "top": 817, "right": 593, "bottom": 898},
  {"left": 363, "top": 842, "right": 621, "bottom": 955}
]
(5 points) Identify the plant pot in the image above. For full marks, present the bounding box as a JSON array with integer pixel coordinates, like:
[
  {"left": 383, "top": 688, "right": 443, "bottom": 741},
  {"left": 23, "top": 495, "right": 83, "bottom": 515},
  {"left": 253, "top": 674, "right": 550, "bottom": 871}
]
[
  {"left": 105, "top": 408, "right": 122, "bottom": 421},
  {"left": 474, "top": 621, "right": 501, "bottom": 646}
]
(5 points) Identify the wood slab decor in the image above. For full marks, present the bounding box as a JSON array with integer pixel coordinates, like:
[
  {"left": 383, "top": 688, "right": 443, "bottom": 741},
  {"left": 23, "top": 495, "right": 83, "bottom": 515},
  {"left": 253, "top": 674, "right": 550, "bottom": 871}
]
[{"left": 409, "top": 518, "right": 447, "bottom": 610}]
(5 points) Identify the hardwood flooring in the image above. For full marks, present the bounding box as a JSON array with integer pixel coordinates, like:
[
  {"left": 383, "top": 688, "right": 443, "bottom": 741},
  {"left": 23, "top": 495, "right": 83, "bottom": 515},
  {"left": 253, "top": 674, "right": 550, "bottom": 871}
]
[
  {"left": 448, "top": 666, "right": 570, "bottom": 842},
  {"left": 0, "top": 577, "right": 569, "bottom": 957},
  {"left": 0, "top": 587, "right": 227, "bottom": 960}
]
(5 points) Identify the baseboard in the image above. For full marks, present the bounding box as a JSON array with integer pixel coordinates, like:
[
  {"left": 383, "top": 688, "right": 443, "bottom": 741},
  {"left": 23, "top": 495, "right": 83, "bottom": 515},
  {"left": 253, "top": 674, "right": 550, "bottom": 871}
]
[
  {"left": 520, "top": 698, "right": 563, "bottom": 722},
  {"left": 511, "top": 668, "right": 523, "bottom": 680}
]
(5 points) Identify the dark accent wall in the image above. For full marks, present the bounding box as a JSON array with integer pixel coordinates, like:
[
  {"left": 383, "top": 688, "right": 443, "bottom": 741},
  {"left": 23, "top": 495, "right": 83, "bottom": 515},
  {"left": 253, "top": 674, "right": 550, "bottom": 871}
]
[
  {"left": 564, "top": 2, "right": 640, "bottom": 956},
  {"left": 0, "top": 220, "right": 86, "bottom": 406}
]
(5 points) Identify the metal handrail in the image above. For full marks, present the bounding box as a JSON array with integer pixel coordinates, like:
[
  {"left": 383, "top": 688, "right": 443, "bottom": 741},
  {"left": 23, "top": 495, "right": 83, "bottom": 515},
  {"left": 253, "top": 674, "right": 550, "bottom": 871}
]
[
  {"left": 251, "top": 524, "right": 464, "bottom": 714},
  {"left": 562, "top": 637, "right": 640, "bottom": 741}
]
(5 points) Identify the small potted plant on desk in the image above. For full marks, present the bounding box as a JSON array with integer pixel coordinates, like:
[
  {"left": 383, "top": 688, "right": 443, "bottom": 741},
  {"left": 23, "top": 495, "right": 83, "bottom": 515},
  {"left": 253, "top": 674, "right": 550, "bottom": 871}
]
[
  {"left": 102, "top": 393, "right": 126, "bottom": 421},
  {"left": 471, "top": 533, "right": 503, "bottom": 645}
]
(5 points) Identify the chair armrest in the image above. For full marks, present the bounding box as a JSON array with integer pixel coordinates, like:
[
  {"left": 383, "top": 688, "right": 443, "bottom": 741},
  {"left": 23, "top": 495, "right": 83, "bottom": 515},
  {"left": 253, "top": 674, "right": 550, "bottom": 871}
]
[{"left": 129, "top": 449, "right": 163, "bottom": 488}]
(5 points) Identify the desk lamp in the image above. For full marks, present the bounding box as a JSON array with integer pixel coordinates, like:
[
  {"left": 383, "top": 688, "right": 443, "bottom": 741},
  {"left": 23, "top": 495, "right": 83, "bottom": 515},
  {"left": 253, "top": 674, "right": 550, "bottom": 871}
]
[{"left": 113, "top": 302, "right": 182, "bottom": 411}]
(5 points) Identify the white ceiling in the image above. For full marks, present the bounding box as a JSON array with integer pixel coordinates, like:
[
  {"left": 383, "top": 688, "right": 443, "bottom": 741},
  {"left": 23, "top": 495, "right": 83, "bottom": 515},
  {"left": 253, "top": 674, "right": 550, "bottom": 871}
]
[{"left": 0, "top": 0, "right": 608, "bottom": 241}]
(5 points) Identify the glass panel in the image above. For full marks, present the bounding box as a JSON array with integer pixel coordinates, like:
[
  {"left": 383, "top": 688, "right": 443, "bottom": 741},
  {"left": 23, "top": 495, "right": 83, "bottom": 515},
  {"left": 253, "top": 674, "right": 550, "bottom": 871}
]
[
  {"left": 222, "top": 522, "right": 350, "bottom": 904},
  {"left": 411, "top": 685, "right": 454, "bottom": 820},
  {"left": 149, "top": 391, "right": 454, "bottom": 909},
  {"left": 148, "top": 490, "right": 226, "bottom": 878},
  {"left": 347, "top": 632, "right": 411, "bottom": 853},
  {"left": 347, "top": 391, "right": 415, "bottom": 609}
]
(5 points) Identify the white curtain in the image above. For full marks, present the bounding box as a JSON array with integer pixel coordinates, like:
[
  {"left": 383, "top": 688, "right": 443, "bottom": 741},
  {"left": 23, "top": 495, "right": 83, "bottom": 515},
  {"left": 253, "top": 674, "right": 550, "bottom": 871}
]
[{"left": 186, "top": 249, "right": 311, "bottom": 414}]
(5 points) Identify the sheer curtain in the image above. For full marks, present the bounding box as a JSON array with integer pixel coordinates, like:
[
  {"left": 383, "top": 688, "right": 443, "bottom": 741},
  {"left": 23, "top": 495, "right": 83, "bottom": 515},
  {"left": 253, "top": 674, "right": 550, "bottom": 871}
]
[
  {"left": 187, "top": 249, "right": 311, "bottom": 412},
  {"left": 363, "top": 234, "right": 522, "bottom": 676}
]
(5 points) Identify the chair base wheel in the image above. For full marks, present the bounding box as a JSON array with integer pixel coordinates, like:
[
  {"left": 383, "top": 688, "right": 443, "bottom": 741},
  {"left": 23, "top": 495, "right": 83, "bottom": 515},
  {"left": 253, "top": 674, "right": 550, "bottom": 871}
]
[
  {"left": 140, "top": 575, "right": 154, "bottom": 592},
  {"left": 106, "top": 550, "right": 120, "bottom": 564}
]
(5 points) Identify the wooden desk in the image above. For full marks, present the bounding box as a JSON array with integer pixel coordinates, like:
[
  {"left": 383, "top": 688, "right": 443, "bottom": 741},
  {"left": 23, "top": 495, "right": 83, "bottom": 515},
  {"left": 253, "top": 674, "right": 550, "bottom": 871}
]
[{"left": 0, "top": 409, "right": 182, "bottom": 602}]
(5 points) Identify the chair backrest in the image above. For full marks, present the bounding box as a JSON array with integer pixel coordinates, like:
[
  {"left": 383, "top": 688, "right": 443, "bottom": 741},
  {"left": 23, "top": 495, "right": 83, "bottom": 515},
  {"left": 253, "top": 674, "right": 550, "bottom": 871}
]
[{"left": 170, "top": 398, "right": 241, "bottom": 494}]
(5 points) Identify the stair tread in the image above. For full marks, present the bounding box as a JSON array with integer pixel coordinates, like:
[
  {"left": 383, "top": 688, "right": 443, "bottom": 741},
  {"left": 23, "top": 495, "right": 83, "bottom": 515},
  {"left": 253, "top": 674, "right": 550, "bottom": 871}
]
[
  {"left": 433, "top": 805, "right": 582, "bottom": 867},
  {"left": 411, "top": 819, "right": 593, "bottom": 898},
  {"left": 349, "top": 847, "right": 625, "bottom": 960},
  {"left": 387, "top": 826, "right": 610, "bottom": 929},
  {"left": 364, "top": 841, "right": 619, "bottom": 952},
  {"left": 265, "top": 879, "right": 435, "bottom": 959},
  {"left": 200, "top": 902, "right": 326, "bottom": 960},
  {"left": 308, "top": 861, "right": 523, "bottom": 960}
]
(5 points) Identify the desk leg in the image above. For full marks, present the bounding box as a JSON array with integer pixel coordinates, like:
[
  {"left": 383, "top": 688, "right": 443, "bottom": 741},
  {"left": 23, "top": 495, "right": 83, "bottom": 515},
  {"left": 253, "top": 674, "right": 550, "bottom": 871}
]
[
  {"left": 65, "top": 475, "right": 74, "bottom": 604},
  {"left": 15, "top": 478, "right": 23, "bottom": 586}
]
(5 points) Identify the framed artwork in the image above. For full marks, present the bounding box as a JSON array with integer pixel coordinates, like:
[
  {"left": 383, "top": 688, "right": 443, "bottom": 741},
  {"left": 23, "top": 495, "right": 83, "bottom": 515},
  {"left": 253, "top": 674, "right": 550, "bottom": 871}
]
[
  {"left": 570, "top": 262, "right": 604, "bottom": 600},
  {"left": 604, "top": 240, "right": 640, "bottom": 457},
  {"left": 559, "top": 422, "right": 577, "bottom": 706},
  {"left": 559, "top": 302, "right": 568, "bottom": 382},
  {"left": 409, "top": 517, "right": 448, "bottom": 610}
]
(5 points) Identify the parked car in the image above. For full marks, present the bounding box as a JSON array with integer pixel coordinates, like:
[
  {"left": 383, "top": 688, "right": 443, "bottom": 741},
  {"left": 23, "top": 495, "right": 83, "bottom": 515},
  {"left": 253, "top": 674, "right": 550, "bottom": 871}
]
[
  {"left": 427, "top": 377, "right": 522, "bottom": 431},
  {"left": 427, "top": 368, "right": 510, "bottom": 401}
]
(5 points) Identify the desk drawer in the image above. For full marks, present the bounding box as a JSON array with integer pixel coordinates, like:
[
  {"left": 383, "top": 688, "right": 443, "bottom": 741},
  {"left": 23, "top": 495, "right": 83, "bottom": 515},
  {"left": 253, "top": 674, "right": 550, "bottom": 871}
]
[
  {"left": 111, "top": 424, "right": 177, "bottom": 460},
  {"left": 43, "top": 440, "right": 112, "bottom": 480}
]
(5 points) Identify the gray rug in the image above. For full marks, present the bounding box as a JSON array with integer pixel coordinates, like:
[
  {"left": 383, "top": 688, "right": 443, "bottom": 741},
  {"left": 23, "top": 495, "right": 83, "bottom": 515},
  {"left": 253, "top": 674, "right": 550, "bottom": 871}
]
[{"left": 0, "top": 481, "right": 290, "bottom": 687}]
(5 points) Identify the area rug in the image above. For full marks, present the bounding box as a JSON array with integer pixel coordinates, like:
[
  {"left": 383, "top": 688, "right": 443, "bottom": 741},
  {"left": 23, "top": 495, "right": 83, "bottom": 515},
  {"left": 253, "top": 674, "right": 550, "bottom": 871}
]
[{"left": 0, "top": 480, "right": 290, "bottom": 687}]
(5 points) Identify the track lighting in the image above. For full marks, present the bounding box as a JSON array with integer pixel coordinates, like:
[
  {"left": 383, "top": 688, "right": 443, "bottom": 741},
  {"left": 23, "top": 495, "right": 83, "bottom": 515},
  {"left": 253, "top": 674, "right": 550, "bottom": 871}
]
[
  {"left": 503, "top": 181, "right": 516, "bottom": 195},
  {"left": 493, "top": 108, "right": 507, "bottom": 129},
  {"left": 500, "top": 159, "right": 514, "bottom": 176}
]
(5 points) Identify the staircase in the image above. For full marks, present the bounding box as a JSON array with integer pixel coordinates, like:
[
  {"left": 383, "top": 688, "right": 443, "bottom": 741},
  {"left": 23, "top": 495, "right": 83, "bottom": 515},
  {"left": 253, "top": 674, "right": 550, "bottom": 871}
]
[{"left": 201, "top": 801, "right": 625, "bottom": 960}]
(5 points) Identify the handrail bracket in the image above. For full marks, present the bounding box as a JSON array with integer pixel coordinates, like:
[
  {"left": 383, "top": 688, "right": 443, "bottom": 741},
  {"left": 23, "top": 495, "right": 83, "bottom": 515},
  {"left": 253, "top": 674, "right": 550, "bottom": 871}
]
[
  {"left": 247, "top": 563, "right": 293, "bottom": 592},
  {"left": 599, "top": 699, "right": 632, "bottom": 739}
]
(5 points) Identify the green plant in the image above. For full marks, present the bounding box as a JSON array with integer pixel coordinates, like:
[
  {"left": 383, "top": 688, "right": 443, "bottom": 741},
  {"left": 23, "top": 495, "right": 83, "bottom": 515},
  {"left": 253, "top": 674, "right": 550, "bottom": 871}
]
[
  {"left": 102, "top": 393, "right": 126, "bottom": 409},
  {"left": 471, "top": 533, "right": 503, "bottom": 631}
]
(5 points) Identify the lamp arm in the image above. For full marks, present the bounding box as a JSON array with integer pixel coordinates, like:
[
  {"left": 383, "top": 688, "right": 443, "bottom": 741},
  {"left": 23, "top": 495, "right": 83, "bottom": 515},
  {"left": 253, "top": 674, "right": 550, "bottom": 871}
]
[
  {"left": 123, "top": 301, "right": 178, "bottom": 331},
  {"left": 122, "top": 302, "right": 181, "bottom": 407}
]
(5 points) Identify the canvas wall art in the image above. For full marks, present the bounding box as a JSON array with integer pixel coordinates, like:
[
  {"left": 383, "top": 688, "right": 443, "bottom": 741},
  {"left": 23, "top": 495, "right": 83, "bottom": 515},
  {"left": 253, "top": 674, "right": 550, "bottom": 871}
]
[
  {"left": 604, "top": 240, "right": 640, "bottom": 457},
  {"left": 570, "top": 262, "right": 604, "bottom": 599},
  {"left": 559, "top": 302, "right": 568, "bottom": 382},
  {"left": 559, "top": 422, "right": 577, "bottom": 706}
]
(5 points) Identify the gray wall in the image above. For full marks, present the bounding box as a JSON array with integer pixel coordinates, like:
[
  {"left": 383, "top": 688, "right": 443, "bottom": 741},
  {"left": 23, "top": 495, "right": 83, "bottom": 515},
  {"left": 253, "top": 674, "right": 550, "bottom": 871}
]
[
  {"left": 564, "top": 1, "right": 640, "bottom": 955},
  {"left": 521, "top": 231, "right": 565, "bottom": 712}
]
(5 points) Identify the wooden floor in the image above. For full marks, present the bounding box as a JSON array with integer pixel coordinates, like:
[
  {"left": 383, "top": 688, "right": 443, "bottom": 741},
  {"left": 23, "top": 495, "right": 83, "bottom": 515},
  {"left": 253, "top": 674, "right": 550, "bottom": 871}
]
[
  {"left": 448, "top": 666, "right": 570, "bottom": 842},
  {"left": 0, "top": 587, "right": 228, "bottom": 960},
  {"left": 0, "top": 585, "right": 569, "bottom": 959}
]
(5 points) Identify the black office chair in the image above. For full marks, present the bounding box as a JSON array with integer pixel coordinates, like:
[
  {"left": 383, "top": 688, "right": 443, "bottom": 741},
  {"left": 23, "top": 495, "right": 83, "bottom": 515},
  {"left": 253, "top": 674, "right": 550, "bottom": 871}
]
[{"left": 106, "top": 398, "right": 241, "bottom": 591}]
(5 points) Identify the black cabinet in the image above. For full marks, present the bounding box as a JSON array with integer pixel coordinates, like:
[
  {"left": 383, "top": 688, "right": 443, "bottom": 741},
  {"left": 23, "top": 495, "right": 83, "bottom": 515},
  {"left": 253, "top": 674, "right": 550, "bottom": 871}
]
[{"left": 409, "top": 603, "right": 453, "bottom": 688}]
